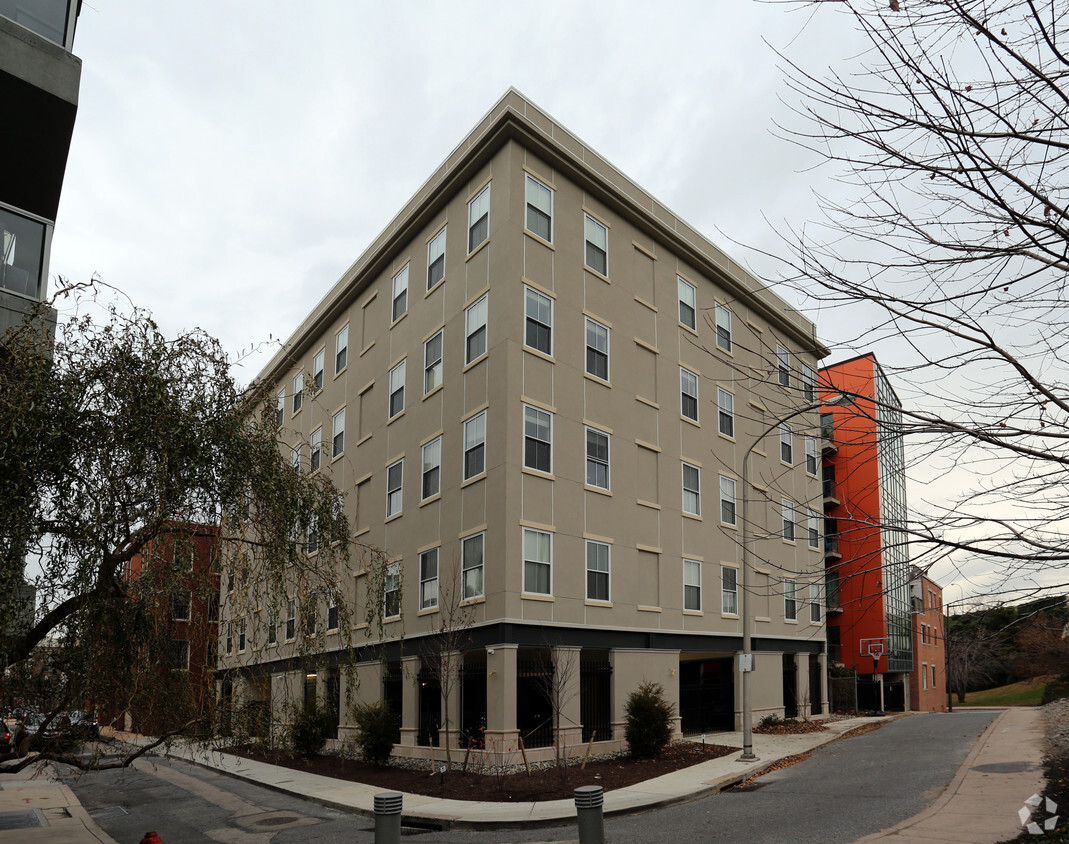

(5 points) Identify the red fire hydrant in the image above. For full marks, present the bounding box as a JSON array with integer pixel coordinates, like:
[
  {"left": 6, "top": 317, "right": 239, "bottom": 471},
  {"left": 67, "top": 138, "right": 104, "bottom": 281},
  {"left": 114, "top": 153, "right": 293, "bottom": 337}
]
[{"left": 140, "top": 834, "right": 164, "bottom": 844}]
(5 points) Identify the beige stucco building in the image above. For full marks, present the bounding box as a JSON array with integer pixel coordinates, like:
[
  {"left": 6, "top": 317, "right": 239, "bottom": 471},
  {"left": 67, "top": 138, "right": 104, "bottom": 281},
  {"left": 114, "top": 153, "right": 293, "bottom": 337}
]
[{"left": 219, "top": 89, "right": 831, "bottom": 761}]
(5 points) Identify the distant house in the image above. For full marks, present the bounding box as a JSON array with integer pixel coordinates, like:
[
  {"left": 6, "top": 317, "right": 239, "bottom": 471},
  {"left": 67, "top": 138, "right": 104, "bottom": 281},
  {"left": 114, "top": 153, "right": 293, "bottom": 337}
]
[{"left": 909, "top": 567, "right": 946, "bottom": 711}]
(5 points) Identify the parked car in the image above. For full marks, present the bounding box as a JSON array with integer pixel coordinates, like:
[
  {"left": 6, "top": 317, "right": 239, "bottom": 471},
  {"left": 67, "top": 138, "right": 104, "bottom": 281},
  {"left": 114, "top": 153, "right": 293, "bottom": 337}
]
[{"left": 66, "top": 710, "right": 98, "bottom": 741}]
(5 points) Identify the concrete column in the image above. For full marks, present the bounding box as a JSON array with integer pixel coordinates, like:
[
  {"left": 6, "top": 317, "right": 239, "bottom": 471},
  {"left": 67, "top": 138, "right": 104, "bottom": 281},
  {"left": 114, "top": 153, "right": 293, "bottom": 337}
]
[
  {"left": 609, "top": 649, "right": 679, "bottom": 742},
  {"left": 441, "top": 652, "right": 462, "bottom": 755},
  {"left": 817, "top": 653, "right": 828, "bottom": 716},
  {"left": 352, "top": 659, "right": 383, "bottom": 707},
  {"left": 794, "top": 653, "right": 810, "bottom": 718},
  {"left": 553, "top": 646, "right": 584, "bottom": 755},
  {"left": 485, "top": 644, "right": 519, "bottom": 752},
  {"left": 400, "top": 655, "right": 421, "bottom": 747}
]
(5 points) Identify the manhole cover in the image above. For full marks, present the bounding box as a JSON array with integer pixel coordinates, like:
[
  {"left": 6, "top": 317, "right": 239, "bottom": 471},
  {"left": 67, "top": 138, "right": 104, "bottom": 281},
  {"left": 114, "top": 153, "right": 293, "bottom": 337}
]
[
  {"left": 252, "top": 816, "right": 300, "bottom": 826},
  {"left": 0, "top": 810, "right": 43, "bottom": 831}
]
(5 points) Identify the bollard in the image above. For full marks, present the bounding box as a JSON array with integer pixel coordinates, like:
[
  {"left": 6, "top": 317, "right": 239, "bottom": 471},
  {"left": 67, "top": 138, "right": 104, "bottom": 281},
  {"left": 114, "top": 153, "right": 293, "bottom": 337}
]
[
  {"left": 373, "top": 792, "right": 403, "bottom": 844},
  {"left": 574, "top": 784, "right": 604, "bottom": 844}
]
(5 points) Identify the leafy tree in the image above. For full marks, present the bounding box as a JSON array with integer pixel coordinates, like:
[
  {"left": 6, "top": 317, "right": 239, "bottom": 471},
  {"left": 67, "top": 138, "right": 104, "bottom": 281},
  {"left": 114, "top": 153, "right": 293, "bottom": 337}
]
[
  {"left": 0, "top": 290, "right": 387, "bottom": 772},
  {"left": 624, "top": 681, "right": 674, "bottom": 759}
]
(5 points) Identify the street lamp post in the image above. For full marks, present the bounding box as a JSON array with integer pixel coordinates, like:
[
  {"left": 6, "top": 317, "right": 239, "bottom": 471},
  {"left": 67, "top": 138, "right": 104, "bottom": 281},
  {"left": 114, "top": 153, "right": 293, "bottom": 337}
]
[{"left": 738, "top": 392, "right": 853, "bottom": 762}]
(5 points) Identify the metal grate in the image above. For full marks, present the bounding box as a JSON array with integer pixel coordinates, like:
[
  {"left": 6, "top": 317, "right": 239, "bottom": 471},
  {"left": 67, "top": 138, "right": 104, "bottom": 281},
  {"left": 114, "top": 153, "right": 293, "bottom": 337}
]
[{"left": 0, "top": 810, "right": 43, "bottom": 830}]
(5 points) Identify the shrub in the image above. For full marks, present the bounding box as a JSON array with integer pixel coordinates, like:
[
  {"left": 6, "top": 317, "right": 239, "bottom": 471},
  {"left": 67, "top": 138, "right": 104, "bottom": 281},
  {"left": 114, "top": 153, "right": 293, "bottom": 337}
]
[
  {"left": 1042, "top": 674, "right": 1069, "bottom": 704},
  {"left": 290, "top": 704, "right": 331, "bottom": 757},
  {"left": 624, "top": 681, "right": 675, "bottom": 759},
  {"left": 758, "top": 713, "right": 784, "bottom": 728},
  {"left": 353, "top": 700, "right": 396, "bottom": 766}
]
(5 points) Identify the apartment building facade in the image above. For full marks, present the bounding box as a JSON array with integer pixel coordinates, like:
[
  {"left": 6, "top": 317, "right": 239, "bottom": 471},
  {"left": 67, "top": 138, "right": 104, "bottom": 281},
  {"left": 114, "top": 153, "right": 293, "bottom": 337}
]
[
  {"left": 909, "top": 567, "right": 947, "bottom": 712},
  {"left": 219, "top": 90, "right": 830, "bottom": 759},
  {"left": 821, "top": 353, "right": 913, "bottom": 712}
]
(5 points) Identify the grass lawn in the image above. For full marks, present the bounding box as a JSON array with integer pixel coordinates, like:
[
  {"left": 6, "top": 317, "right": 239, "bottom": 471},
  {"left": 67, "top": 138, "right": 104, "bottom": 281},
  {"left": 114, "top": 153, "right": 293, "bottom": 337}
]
[{"left": 961, "top": 675, "right": 1053, "bottom": 706}]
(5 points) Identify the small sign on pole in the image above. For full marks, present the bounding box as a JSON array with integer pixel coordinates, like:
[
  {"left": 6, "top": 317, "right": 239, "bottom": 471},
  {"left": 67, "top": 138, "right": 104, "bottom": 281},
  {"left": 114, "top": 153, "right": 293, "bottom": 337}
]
[{"left": 739, "top": 653, "right": 754, "bottom": 672}]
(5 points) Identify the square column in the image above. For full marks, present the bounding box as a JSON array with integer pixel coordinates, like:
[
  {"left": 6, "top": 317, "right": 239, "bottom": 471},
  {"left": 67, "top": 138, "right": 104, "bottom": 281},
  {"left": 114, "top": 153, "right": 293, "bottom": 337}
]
[
  {"left": 609, "top": 648, "right": 680, "bottom": 742},
  {"left": 485, "top": 644, "right": 519, "bottom": 754},
  {"left": 794, "top": 653, "right": 810, "bottom": 718},
  {"left": 439, "top": 651, "right": 462, "bottom": 755},
  {"left": 552, "top": 646, "right": 584, "bottom": 754},
  {"left": 400, "top": 655, "right": 421, "bottom": 747},
  {"left": 817, "top": 653, "right": 828, "bottom": 715}
]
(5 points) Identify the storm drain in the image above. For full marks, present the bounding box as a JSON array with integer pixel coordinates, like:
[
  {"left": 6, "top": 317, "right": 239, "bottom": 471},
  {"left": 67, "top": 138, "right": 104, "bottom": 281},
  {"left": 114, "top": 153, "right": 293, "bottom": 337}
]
[
  {"left": 89, "top": 806, "right": 129, "bottom": 821},
  {"left": 0, "top": 809, "right": 43, "bottom": 831}
]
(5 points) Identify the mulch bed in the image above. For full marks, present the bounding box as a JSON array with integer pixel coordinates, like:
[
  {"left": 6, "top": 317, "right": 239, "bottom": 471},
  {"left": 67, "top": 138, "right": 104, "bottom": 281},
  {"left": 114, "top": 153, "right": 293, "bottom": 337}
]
[
  {"left": 753, "top": 720, "right": 829, "bottom": 735},
  {"left": 228, "top": 741, "right": 736, "bottom": 802}
]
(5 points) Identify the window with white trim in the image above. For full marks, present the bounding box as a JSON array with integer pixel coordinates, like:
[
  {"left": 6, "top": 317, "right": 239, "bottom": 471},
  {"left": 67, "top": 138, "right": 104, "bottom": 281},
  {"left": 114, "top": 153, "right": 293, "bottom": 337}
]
[
  {"left": 780, "top": 423, "right": 793, "bottom": 464},
  {"left": 932, "top": 664, "right": 936, "bottom": 688},
  {"left": 585, "top": 214, "right": 608, "bottom": 275},
  {"left": 464, "top": 411, "right": 486, "bottom": 479},
  {"left": 424, "top": 329, "right": 443, "bottom": 394},
  {"left": 389, "top": 359, "right": 406, "bottom": 418},
  {"left": 922, "top": 663, "right": 928, "bottom": 690},
  {"left": 524, "top": 286, "right": 553, "bottom": 355},
  {"left": 808, "top": 509, "right": 821, "bottom": 549},
  {"left": 335, "top": 324, "right": 348, "bottom": 374},
  {"left": 310, "top": 427, "right": 322, "bottom": 472},
  {"left": 386, "top": 459, "right": 403, "bottom": 517},
  {"left": 427, "top": 226, "right": 446, "bottom": 290},
  {"left": 465, "top": 293, "right": 487, "bottom": 363},
  {"left": 722, "top": 566, "right": 738, "bottom": 614},
  {"left": 462, "top": 533, "right": 484, "bottom": 599},
  {"left": 777, "top": 345, "right": 791, "bottom": 387},
  {"left": 238, "top": 618, "right": 246, "bottom": 652},
  {"left": 805, "top": 436, "right": 818, "bottom": 475},
  {"left": 285, "top": 598, "right": 296, "bottom": 640},
  {"left": 276, "top": 390, "right": 285, "bottom": 429},
  {"left": 225, "top": 622, "right": 233, "bottom": 655},
  {"left": 392, "top": 264, "right": 409, "bottom": 322},
  {"left": 782, "top": 498, "right": 796, "bottom": 541},
  {"left": 290, "top": 444, "right": 302, "bottom": 473},
  {"left": 586, "top": 540, "right": 610, "bottom": 601},
  {"left": 802, "top": 364, "right": 816, "bottom": 402},
  {"left": 327, "top": 594, "right": 338, "bottom": 631},
  {"left": 784, "top": 578, "right": 797, "bottom": 620},
  {"left": 313, "top": 350, "right": 324, "bottom": 392},
  {"left": 681, "top": 367, "right": 699, "bottom": 421},
  {"left": 524, "top": 405, "right": 552, "bottom": 473},
  {"left": 468, "top": 184, "right": 490, "bottom": 252},
  {"left": 811, "top": 583, "right": 822, "bottom": 622},
  {"left": 586, "top": 427, "right": 609, "bottom": 489},
  {"left": 332, "top": 408, "right": 345, "bottom": 457},
  {"left": 292, "top": 372, "right": 304, "bottom": 413},
  {"left": 720, "top": 475, "right": 737, "bottom": 525},
  {"left": 678, "top": 277, "right": 696, "bottom": 330},
  {"left": 525, "top": 174, "right": 553, "bottom": 241},
  {"left": 420, "top": 548, "right": 439, "bottom": 610},
  {"left": 585, "top": 317, "right": 609, "bottom": 380},
  {"left": 684, "top": 559, "right": 702, "bottom": 611},
  {"left": 422, "top": 436, "right": 441, "bottom": 500},
  {"left": 267, "top": 609, "right": 278, "bottom": 645},
  {"left": 384, "top": 562, "right": 401, "bottom": 618},
  {"left": 717, "top": 388, "right": 734, "bottom": 437},
  {"left": 682, "top": 462, "right": 701, "bottom": 516},
  {"left": 523, "top": 528, "right": 552, "bottom": 595},
  {"left": 715, "top": 304, "right": 732, "bottom": 351}
]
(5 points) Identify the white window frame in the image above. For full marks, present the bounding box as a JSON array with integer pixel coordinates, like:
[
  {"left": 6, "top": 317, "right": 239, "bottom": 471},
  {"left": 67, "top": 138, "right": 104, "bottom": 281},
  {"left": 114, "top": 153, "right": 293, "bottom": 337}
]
[
  {"left": 585, "top": 426, "right": 610, "bottom": 490},
  {"left": 523, "top": 528, "right": 553, "bottom": 596},
  {"left": 715, "top": 304, "right": 732, "bottom": 352},
  {"left": 523, "top": 404, "right": 553, "bottom": 474},
  {"left": 386, "top": 459, "right": 403, "bottom": 517},
  {"left": 275, "top": 390, "right": 285, "bottom": 429},
  {"left": 811, "top": 583, "right": 822, "bottom": 622},
  {"left": 312, "top": 349, "right": 325, "bottom": 392},
  {"left": 782, "top": 498, "right": 796, "bottom": 541},
  {"left": 392, "top": 264, "right": 409, "bottom": 322},
  {"left": 463, "top": 410, "right": 486, "bottom": 480},
  {"left": 680, "top": 366, "right": 699, "bottom": 422},
  {"left": 462, "top": 532, "right": 484, "bottom": 599},
  {"left": 424, "top": 329, "right": 443, "bottom": 394},
  {"left": 421, "top": 436, "right": 441, "bottom": 500},
  {"left": 722, "top": 566, "right": 738, "bottom": 615},
  {"left": 524, "top": 285, "right": 553, "bottom": 356},
  {"left": 777, "top": 345, "right": 791, "bottom": 387},
  {"left": 684, "top": 559, "right": 702, "bottom": 611},
  {"left": 335, "top": 324, "right": 349, "bottom": 374},
  {"left": 717, "top": 388, "right": 734, "bottom": 437},
  {"left": 419, "top": 548, "right": 439, "bottom": 610},
  {"left": 802, "top": 364, "right": 816, "bottom": 402},
  {"left": 332, "top": 407, "right": 345, "bottom": 457},
  {"left": 922, "top": 662, "right": 928, "bottom": 690},
  {"left": 310, "top": 427, "right": 322, "bottom": 472},
  {"left": 584, "top": 214, "right": 608, "bottom": 275},
  {"left": 292, "top": 372, "right": 304, "bottom": 414},
  {"left": 682, "top": 461, "right": 701, "bottom": 516},
  {"left": 389, "top": 359, "right": 406, "bottom": 418},
  {"left": 780, "top": 422, "right": 793, "bottom": 464},
  {"left": 585, "top": 316, "right": 609, "bottom": 381},
  {"left": 427, "top": 226, "right": 446, "bottom": 290},
  {"left": 784, "top": 578, "right": 798, "bottom": 620},
  {"left": 238, "top": 618, "right": 246, "bottom": 652},
  {"left": 384, "top": 562, "right": 401, "bottom": 619},
  {"left": 465, "top": 293, "right": 488, "bottom": 363},
  {"left": 585, "top": 540, "right": 610, "bottom": 602},
  {"left": 285, "top": 598, "right": 296, "bottom": 640},
  {"left": 290, "top": 443, "right": 302, "bottom": 473},
  {"left": 808, "top": 509, "right": 821, "bottom": 549},
  {"left": 468, "top": 184, "right": 490, "bottom": 252},
  {"left": 720, "top": 475, "right": 737, "bottom": 526},
  {"left": 805, "top": 436, "right": 818, "bottom": 475},
  {"left": 678, "top": 276, "right": 697, "bottom": 330},
  {"left": 225, "top": 622, "right": 233, "bottom": 655},
  {"left": 267, "top": 609, "right": 278, "bottom": 645},
  {"left": 525, "top": 174, "right": 553, "bottom": 242}
]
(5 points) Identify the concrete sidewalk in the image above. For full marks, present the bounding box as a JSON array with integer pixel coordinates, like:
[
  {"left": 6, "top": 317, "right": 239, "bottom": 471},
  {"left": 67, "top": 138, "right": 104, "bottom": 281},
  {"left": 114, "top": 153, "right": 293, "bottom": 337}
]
[
  {"left": 855, "top": 707, "right": 1046, "bottom": 844},
  {"left": 0, "top": 765, "right": 114, "bottom": 843}
]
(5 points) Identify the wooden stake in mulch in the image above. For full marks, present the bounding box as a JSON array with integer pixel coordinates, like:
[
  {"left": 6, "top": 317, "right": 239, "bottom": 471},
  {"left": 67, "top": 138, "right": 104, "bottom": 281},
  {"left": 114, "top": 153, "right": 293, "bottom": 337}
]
[
  {"left": 580, "top": 733, "right": 596, "bottom": 770},
  {"left": 462, "top": 745, "right": 471, "bottom": 773},
  {"left": 519, "top": 736, "right": 531, "bottom": 776}
]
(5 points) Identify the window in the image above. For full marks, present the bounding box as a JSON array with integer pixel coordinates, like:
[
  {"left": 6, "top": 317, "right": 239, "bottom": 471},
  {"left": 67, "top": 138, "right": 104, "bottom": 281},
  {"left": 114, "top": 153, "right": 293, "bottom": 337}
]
[
  {"left": 267, "top": 609, "right": 277, "bottom": 645},
  {"left": 584, "top": 214, "right": 608, "bottom": 275},
  {"left": 313, "top": 350, "right": 325, "bottom": 392},
  {"left": 932, "top": 664, "right": 936, "bottom": 688},
  {"left": 523, "top": 528, "right": 552, "bottom": 595},
  {"left": 782, "top": 499, "right": 796, "bottom": 541},
  {"left": 720, "top": 475, "right": 737, "bottom": 525},
  {"left": 468, "top": 184, "right": 490, "bottom": 252},
  {"left": 384, "top": 562, "right": 401, "bottom": 618},
  {"left": 808, "top": 509, "right": 821, "bottom": 549},
  {"left": 332, "top": 408, "right": 345, "bottom": 457},
  {"left": 722, "top": 567, "right": 738, "bottom": 614},
  {"left": 465, "top": 293, "right": 488, "bottom": 363},
  {"left": 327, "top": 595, "right": 338, "bottom": 631},
  {"left": 389, "top": 359, "right": 406, "bottom": 418},
  {"left": 310, "top": 427, "right": 322, "bottom": 472},
  {"left": 524, "top": 405, "right": 552, "bottom": 473},
  {"left": 168, "top": 639, "right": 187, "bottom": 671},
  {"left": 922, "top": 663, "right": 928, "bottom": 690},
  {"left": 682, "top": 462, "right": 701, "bottom": 516},
  {"left": 811, "top": 583, "right": 822, "bottom": 622},
  {"left": 717, "top": 388, "right": 734, "bottom": 437},
  {"left": 805, "top": 436, "right": 818, "bottom": 475},
  {"left": 780, "top": 423, "right": 793, "bottom": 464},
  {"left": 678, "top": 277, "right": 697, "bottom": 330},
  {"left": 427, "top": 226, "right": 446, "bottom": 290},
  {"left": 684, "top": 560, "right": 702, "bottom": 611},
  {"left": 424, "top": 329, "right": 443, "bottom": 394},
  {"left": 419, "top": 548, "right": 439, "bottom": 610},
  {"left": 802, "top": 364, "right": 816, "bottom": 403},
  {"left": 422, "top": 436, "right": 441, "bottom": 500},
  {"left": 586, "top": 541, "right": 610, "bottom": 601},
  {"left": 586, "top": 427, "right": 609, "bottom": 489},
  {"left": 777, "top": 345, "right": 791, "bottom": 387},
  {"left": 286, "top": 599, "right": 296, "bottom": 640},
  {"left": 238, "top": 618, "right": 246, "bottom": 652},
  {"left": 225, "top": 622, "right": 233, "bottom": 655},
  {"left": 715, "top": 304, "right": 732, "bottom": 352},
  {"left": 680, "top": 367, "right": 699, "bottom": 421},
  {"left": 524, "top": 286, "right": 553, "bottom": 355},
  {"left": 290, "top": 444, "right": 302, "bottom": 473},
  {"left": 170, "top": 592, "right": 190, "bottom": 622},
  {"left": 584, "top": 317, "right": 609, "bottom": 380},
  {"left": 307, "top": 515, "right": 319, "bottom": 555},
  {"left": 784, "top": 578, "right": 797, "bottom": 620},
  {"left": 293, "top": 372, "right": 304, "bottom": 413},
  {"left": 464, "top": 411, "right": 486, "bottom": 479},
  {"left": 392, "top": 264, "right": 409, "bottom": 322},
  {"left": 525, "top": 174, "right": 553, "bottom": 241},
  {"left": 386, "top": 459, "right": 403, "bottom": 517},
  {"left": 335, "top": 324, "right": 348, "bottom": 373},
  {"left": 462, "top": 533, "right": 484, "bottom": 599},
  {"left": 275, "top": 390, "right": 285, "bottom": 429}
]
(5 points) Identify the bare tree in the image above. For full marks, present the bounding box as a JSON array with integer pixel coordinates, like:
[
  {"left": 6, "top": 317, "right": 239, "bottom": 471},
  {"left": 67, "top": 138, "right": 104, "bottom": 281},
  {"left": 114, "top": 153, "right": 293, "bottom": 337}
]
[
  {"left": 535, "top": 645, "right": 580, "bottom": 780},
  {"left": 767, "top": 1, "right": 1069, "bottom": 597}
]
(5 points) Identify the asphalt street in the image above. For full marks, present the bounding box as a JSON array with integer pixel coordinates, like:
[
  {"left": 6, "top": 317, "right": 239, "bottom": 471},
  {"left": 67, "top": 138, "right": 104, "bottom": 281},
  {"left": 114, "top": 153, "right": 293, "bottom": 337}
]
[{"left": 66, "top": 710, "right": 999, "bottom": 844}]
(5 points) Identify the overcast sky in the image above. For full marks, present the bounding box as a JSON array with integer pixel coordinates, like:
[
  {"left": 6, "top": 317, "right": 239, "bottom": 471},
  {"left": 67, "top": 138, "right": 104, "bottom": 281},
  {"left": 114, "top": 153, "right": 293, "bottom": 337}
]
[{"left": 48, "top": 1, "right": 1032, "bottom": 603}]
